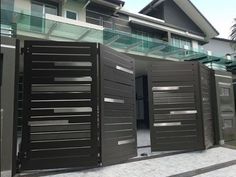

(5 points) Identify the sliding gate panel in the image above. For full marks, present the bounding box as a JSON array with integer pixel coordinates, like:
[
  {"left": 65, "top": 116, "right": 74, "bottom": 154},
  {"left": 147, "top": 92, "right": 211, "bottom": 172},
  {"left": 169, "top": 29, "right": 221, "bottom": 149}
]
[
  {"left": 100, "top": 45, "right": 137, "bottom": 165},
  {"left": 20, "top": 41, "right": 98, "bottom": 170},
  {"left": 148, "top": 62, "right": 205, "bottom": 151}
]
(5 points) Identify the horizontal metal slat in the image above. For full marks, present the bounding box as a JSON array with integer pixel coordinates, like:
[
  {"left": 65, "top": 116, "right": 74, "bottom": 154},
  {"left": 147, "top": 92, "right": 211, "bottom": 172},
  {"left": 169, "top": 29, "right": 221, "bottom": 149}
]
[
  {"left": 31, "top": 55, "right": 94, "bottom": 62},
  {"left": 32, "top": 62, "right": 92, "bottom": 70},
  {"left": 102, "top": 51, "right": 134, "bottom": 69},
  {"left": 32, "top": 85, "right": 91, "bottom": 92},
  {"left": 30, "top": 147, "right": 92, "bottom": 159},
  {"left": 156, "top": 125, "right": 197, "bottom": 131},
  {"left": 103, "top": 123, "right": 133, "bottom": 131},
  {"left": 30, "top": 131, "right": 91, "bottom": 141},
  {"left": 104, "top": 117, "right": 133, "bottom": 124},
  {"left": 154, "top": 130, "right": 197, "bottom": 138},
  {"left": 31, "top": 69, "right": 91, "bottom": 77},
  {"left": 31, "top": 101, "right": 92, "bottom": 108},
  {"left": 103, "top": 129, "right": 134, "bottom": 139},
  {"left": 31, "top": 77, "right": 92, "bottom": 84},
  {"left": 21, "top": 156, "right": 97, "bottom": 170},
  {"left": 103, "top": 66, "right": 134, "bottom": 86},
  {"left": 30, "top": 109, "right": 93, "bottom": 116},
  {"left": 155, "top": 136, "right": 198, "bottom": 143},
  {"left": 30, "top": 139, "right": 91, "bottom": 150},
  {"left": 30, "top": 115, "right": 92, "bottom": 124},
  {"left": 30, "top": 123, "right": 91, "bottom": 133},
  {"left": 31, "top": 92, "right": 91, "bottom": 100},
  {"left": 104, "top": 109, "right": 134, "bottom": 117},
  {"left": 30, "top": 46, "right": 92, "bottom": 55},
  {"left": 151, "top": 75, "right": 194, "bottom": 82}
]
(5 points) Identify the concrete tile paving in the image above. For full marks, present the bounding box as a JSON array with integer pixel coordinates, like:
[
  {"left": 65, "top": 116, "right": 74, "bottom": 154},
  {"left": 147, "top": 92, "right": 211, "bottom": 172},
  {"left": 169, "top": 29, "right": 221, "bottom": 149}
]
[
  {"left": 195, "top": 165, "right": 236, "bottom": 177},
  {"left": 45, "top": 147, "right": 236, "bottom": 177}
]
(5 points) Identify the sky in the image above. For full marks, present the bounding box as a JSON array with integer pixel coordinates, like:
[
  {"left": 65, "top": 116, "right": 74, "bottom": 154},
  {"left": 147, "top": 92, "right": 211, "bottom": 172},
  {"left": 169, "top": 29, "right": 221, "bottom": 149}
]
[{"left": 123, "top": 0, "right": 236, "bottom": 39}]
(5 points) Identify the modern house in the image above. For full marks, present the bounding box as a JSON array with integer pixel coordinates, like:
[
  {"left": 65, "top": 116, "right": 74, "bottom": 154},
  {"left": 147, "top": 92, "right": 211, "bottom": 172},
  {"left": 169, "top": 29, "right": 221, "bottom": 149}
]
[
  {"left": 1, "top": 0, "right": 236, "bottom": 177},
  {"left": 204, "top": 38, "right": 236, "bottom": 71}
]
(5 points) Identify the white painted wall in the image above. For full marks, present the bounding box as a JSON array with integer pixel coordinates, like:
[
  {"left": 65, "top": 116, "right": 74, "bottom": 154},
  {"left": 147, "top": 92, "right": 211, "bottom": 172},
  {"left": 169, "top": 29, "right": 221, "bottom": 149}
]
[
  {"left": 62, "top": 0, "right": 86, "bottom": 22},
  {"left": 13, "top": 0, "right": 31, "bottom": 33},
  {"left": 192, "top": 40, "right": 199, "bottom": 51},
  {"left": 204, "top": 38, "right": 235, "bottom": 57},
  {"left": 14, "top": 0, "right": 31, "bottom": 14},
  {"left": 14, "top": 0, "right": 87, "bottom": 22}
]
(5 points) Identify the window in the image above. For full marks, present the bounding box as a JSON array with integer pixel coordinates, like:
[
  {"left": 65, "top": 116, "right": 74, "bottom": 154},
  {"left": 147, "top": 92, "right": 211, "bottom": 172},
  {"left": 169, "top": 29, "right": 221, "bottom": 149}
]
[
  {"left": 65, "top": 10, "right": 78, "bottom": 20},
  {"left": 220, "top": 87, "right": 230, "bottom": 97},
  {"left": 171, "top": 35, "right": 192, "bottom": 49},
  {"left": 132, "top": 30, "right": 162, "bottom": 50},
  {"left": 31, "top": 1, "right": 58, "bottom": 32}
]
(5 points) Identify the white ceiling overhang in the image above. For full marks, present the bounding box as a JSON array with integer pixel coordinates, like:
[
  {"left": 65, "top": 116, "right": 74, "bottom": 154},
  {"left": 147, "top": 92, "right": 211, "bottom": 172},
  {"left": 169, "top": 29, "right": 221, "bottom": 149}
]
[{"left": 173, "top": 0, "right": 219, "bottom": 39}]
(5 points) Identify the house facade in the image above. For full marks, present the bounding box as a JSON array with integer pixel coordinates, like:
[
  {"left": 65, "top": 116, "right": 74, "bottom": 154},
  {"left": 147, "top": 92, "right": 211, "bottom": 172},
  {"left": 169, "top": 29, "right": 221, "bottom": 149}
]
[{"left": 1, "top": 0, "right": 221, "bottom": 62}]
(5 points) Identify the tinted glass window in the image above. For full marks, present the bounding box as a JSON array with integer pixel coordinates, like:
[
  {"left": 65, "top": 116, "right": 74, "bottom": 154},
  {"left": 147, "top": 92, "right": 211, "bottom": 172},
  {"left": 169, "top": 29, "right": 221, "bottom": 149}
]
[
  {"left": 31, "top": 2, "right": 43, "bottom": 32},
  {"left": 45, "top": 5, "right": 57, "bottom": 15},
  {"left": 66, "top": 11, "right": 77, "bottom": 20}
]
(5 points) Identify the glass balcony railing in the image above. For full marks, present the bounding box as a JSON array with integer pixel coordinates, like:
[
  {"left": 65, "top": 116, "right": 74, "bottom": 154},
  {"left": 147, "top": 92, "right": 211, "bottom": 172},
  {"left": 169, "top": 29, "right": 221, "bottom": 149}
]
[{"left": 1, "top": 8, "right": 235, "bottom": 71}]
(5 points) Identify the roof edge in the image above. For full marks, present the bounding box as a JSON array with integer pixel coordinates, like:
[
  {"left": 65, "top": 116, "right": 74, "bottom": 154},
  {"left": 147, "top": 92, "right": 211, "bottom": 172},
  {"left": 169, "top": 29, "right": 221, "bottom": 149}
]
[
  {"left": 187, "top": 0, "right": 219, "bottom": 36},
  {"left": 139, "top": 0, "right": 219, "bottom": 38},
  {"left": 139, "top": 0, "right": 159, "bottom": 14},
  {"left": 213, "top": 37, "right": 236, "bottom": 43}
]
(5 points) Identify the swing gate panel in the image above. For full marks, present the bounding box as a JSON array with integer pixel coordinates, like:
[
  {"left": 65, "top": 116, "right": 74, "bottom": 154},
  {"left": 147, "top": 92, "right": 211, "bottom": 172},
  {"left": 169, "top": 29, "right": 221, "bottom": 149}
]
[
  {"left": 20, "top": 41, "right": 137, "bottom": 170},
  {"left": 148, "top": 61, "right": 214, "bottom": 151},
  {"left": 20, "top": 41, "right": 99, "bottom": 170},
  {"left": 99, "top": 45, "right": 137, "bottom": 165}
]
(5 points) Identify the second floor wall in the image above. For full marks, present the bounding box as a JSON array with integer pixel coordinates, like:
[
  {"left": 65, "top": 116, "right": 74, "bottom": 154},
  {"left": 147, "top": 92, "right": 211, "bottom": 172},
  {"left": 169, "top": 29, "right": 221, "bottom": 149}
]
[
  {"left": 14, "top": 0, "right": 87, "bottom": 22},
  {"left": 204, "top": 38, "right": 236, "bottom": 59}
]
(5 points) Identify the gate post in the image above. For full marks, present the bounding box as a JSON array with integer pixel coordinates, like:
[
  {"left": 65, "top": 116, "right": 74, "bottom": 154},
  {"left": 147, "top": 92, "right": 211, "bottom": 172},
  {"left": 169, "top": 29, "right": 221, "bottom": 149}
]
[{"left": 0, "top": 37, "right": 19, "bottom": 177}]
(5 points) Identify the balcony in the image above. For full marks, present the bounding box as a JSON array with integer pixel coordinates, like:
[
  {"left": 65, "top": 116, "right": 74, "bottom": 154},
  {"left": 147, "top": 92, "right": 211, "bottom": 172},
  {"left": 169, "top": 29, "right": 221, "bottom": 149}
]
[{"left": 1, "top": 8, "right": 235, "bottom": 71}]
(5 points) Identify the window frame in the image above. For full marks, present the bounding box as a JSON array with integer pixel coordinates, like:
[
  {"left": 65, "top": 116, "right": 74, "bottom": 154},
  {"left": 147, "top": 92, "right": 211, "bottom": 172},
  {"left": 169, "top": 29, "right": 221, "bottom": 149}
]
[
  {"left": 64, "top": 9, "right": 79, "bottom": 20},
  {"left": 31, "top": 0, "right": 59, "bottom": 16},
  {"left": 171, "top": 35, "right": 192, "bottom": 49},
  {"left": 30, "top": 0, "right": 59, "bottom": 33}
]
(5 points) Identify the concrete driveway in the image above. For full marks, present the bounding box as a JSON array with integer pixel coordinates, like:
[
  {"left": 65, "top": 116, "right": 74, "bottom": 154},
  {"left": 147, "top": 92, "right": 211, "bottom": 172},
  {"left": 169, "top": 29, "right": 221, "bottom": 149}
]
[{"left": 33, "top": 147, "right": 236, "bottom": 177}]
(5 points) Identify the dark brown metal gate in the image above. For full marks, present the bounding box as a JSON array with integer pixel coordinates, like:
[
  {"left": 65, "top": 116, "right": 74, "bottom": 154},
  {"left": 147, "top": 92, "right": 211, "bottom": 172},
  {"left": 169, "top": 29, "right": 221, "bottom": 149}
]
[
  {"left": 99, "top": 45, "right": 137, "bottom": 165},
  {"left": 20, "top": 41, "right": 99, "bottom": 170},
  {"left": 148, "top": 61, "right": 214, "bottom": 151}
]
